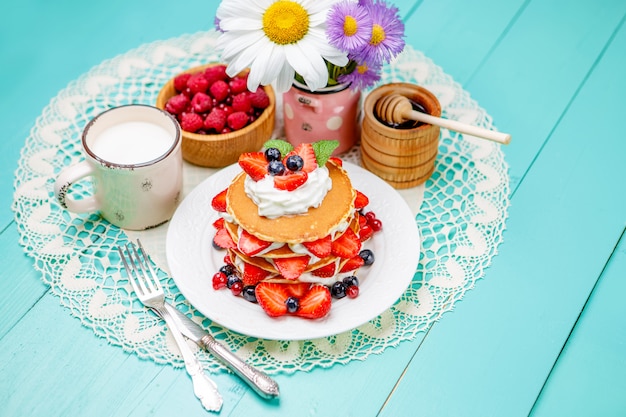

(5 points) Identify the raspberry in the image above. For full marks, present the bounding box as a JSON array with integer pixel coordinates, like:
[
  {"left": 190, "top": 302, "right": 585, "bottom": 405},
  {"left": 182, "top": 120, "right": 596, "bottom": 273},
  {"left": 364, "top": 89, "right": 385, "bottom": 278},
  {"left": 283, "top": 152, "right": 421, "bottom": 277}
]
[
  {"left": 191, "top": 92, "right": 213, "bottom": 113},
  {"left": 250, "top": 88, "right": 270, "bottom": 109},
  {"left": 229, "top": 77, "right": 248, "bottom": 94},
  {"left": 164, "top": 93, "right": 190, "bottom": 115},
  {"left": 227, "top": 111, "right": 249, "bottom": 130},
  {"left": 204, "top": 108, "right": 227, "bottom": 132},
  {"left": 209, "top": 80, "right": 230, "bottom": 102},
  {"left": 187, "top": 73, "right": 209, "bottom": 94},
  {"left": 204, "top": 65, "right": 228, "bottom": 84},
  {"left": 232, "top": 92, "right": 252, "bottom": 113},
  {"left": 180, "top": 112, "right": 204, "bottom": 133},
  {"left": 173, "top": 73, "right": 192, "bottom": 92}
]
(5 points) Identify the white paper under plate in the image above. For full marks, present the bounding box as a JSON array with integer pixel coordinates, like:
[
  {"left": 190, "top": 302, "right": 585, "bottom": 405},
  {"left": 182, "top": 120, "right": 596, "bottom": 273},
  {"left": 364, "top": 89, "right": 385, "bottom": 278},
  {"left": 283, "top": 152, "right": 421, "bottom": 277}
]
[{"left": 166, "top": 161, "right": 420, "bottom": 340}]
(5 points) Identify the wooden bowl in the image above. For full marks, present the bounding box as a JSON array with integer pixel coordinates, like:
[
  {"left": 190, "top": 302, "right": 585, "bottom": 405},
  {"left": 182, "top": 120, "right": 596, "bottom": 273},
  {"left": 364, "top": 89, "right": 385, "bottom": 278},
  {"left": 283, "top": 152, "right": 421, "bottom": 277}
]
[
  {"left": 156, "top": 64, "right": 276, "bottom": 167},
  {"left": 361, "top": 83, "right": 441, "bottom": 187}
]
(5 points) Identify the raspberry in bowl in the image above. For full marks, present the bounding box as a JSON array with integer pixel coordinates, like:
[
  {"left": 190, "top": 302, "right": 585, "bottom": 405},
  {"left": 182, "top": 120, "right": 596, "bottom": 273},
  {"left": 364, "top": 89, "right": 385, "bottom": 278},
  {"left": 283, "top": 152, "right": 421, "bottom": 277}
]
[{"left": 156, "top": 63, "right": 276, "bottom": 167}]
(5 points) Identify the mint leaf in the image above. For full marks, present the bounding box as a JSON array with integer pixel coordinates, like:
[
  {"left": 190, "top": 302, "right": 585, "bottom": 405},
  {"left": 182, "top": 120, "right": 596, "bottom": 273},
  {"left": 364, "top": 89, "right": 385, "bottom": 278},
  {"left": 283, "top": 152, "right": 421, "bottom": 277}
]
[
  {"left": 312, "top": 140, "right": 339, "bottom": 167},
  {"left": 263, "top": 139, "right": 294, "bottom": 158}
]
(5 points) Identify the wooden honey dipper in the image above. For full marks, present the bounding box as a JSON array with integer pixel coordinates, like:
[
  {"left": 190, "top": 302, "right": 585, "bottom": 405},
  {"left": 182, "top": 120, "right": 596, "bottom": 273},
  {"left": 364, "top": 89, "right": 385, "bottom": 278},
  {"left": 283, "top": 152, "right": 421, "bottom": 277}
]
[{"left": 375, "top": 93, "right": 511, "bottom": 145}]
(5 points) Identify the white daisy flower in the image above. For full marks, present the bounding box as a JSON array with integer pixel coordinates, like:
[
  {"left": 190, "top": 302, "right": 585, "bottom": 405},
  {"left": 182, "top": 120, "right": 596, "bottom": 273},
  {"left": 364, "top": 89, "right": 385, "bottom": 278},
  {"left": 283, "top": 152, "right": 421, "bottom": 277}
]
[{"left": 216, "top": 0, "right": 349, "bottom": 93}]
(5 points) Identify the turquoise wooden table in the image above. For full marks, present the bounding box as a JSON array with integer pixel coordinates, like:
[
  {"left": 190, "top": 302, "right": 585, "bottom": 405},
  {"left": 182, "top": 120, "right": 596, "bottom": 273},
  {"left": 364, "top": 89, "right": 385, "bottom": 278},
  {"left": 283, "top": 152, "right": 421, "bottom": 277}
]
[{"left": 2, "top": 0, "right": 625, "bottom": 416}]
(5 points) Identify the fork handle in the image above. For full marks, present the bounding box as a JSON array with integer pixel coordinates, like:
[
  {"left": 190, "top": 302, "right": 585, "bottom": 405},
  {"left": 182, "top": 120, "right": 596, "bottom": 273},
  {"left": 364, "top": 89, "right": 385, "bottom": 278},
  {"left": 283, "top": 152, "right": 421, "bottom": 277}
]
[
  {"left": 154, "top": 306, "right": 223, "bottom": 412},
  {"left": 199, "top": 334, "right": 280, "bottom": 399}
]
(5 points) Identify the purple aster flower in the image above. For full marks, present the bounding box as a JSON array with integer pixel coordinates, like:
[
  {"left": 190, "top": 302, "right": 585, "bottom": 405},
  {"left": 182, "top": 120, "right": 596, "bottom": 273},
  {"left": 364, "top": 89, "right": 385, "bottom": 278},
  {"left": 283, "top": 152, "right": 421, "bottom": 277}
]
[
  {"left": 214, "top": 16, "right": 223, "bottom": 33},
  {"left": 339, "top": 60, "right": 382, "bottom": 90},
  {"left": 356, "top": 0, "right": 405, "bottom": 65},
  {"left": 326, "top": 1, "right": 372, "bottom": 53}
]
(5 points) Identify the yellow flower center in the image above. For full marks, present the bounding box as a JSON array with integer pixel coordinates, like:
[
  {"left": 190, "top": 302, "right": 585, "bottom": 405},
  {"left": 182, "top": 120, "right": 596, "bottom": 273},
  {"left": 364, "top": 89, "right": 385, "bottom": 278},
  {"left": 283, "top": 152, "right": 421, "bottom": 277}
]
[
  {"left": 263, "top": 1, "right": 310, "bottom": 45},
  {"left": 343, "top": 16, "right": 358, "bottom": 36},
  {"left": 369, "top": 24, "right": 386, "bottom": 46},
  {"left": 357, "top": 63, "right": 369, "bottom": 74}
]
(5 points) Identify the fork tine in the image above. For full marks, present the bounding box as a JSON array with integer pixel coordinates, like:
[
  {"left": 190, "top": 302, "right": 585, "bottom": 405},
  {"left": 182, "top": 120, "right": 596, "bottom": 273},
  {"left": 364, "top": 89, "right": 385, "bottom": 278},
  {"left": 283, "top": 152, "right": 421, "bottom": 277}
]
[
  {"left": 118, "top": 244, "right": 141, "bottom": 296},
  {"left": 136, "top": 239, "right": 162, "bottom": 292}
]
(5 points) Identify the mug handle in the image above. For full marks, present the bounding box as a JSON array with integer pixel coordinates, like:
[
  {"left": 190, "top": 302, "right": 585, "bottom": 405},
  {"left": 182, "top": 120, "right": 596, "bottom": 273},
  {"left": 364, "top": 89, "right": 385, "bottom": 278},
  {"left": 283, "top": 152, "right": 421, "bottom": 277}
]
[
  {"left": 54, "top": 161, "right": 100, "bottom": 213},
  {"left": 295, "top": 93, "right": 323, "bottom": 114}
]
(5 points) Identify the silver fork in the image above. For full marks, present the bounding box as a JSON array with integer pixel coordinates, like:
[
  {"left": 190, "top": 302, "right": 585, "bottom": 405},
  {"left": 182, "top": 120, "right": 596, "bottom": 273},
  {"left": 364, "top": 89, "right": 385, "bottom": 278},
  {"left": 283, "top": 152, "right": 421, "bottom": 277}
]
[{"left": 118, "top": 239, "right": 223, "bottom": 412}]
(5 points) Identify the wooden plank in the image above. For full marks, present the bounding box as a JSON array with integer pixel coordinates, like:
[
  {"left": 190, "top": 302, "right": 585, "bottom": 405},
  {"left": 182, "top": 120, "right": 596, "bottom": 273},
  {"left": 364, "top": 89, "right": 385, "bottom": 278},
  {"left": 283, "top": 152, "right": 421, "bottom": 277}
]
[
  {"left": 379, "top": 4, "right": 626, "bottom": 416},
  {"left": 530, "top": 229, "right": 626, "bottom": 416}
]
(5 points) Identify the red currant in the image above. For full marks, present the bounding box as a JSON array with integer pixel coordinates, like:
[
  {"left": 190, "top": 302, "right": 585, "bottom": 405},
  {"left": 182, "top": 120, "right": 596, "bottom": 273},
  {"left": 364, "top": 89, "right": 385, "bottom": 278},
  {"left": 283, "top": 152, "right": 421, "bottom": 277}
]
[
  {"left": 212, "top": 272, "right": 228, "bottom": 290},
  {"left": 230, "top": 280, "right": 243, "bottom": 296},
  {"left": 368, "top": 218, "right": 383, "bottom": 232},
  {"left": 346, "top": 285, "right": 359, "bottom": 298}
]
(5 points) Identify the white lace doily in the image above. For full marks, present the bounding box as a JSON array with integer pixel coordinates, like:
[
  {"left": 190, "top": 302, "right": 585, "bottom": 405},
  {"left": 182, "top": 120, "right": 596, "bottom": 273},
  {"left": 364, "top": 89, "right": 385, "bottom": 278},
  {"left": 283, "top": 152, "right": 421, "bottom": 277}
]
[{"left": 12, "top": 31, "right": 509, "bottom": 374}]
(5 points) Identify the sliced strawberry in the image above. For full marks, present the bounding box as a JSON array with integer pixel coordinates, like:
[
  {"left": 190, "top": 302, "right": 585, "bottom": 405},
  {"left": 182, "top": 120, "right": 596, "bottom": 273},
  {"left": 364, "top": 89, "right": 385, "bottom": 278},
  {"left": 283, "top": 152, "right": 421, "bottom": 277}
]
[
  {"left": 274, "top": 255, "right": 310, "bottom": 280},
  {"left": 242, "top": 262, "right": 271, "bottom": 286},
  {"left": 255, "top": 282, "right": 289, "bottom": 317},
  {"left": 284, "top": 143, "right": 317, "bottom": 173},
  {"left": 354, "top": 190, "right": 369, "bottom": 210},
  {"left": 211, "top": 189, "right": 228, "bottom": 212},
  {"left": 238, "top": 230, "right": 272, "bottom": 256},
  {"left": 238, "top": 152, "right": 268, "bottom": 181},
  {"left": 285, "top": 282, "right": 312, "bottom": 298},
  {"left": 273, "top": 171, "right": 308, "bottom": 191},
  {"left": 331, "top": 228, "right": 361, "bottom": 259},
  {"left": 212, "top": 217, "right": 225, "bottom": 229},
  {"left": 296, "top": 285, "right": 331, "bottom": 319},
  {"left": 302, "top": 235, "right": 332, "bottom": 258},
  {"left": 329, "top": 156, "right": 343, "bottom": 167},
  {"left": 213, "top": 228, "right": 236, "bottom": 249},
  {"left": 339, "top": 255, "right": 365, "bottom": 273},
  {"left": 357, "top": 212, "right": 368, "bottom": 228},
  {"left": 311, "top": 262, "right": 336, "bottom": 278},
  {"left": 359, "top": 223, "right": 374, "bottom": 242}
]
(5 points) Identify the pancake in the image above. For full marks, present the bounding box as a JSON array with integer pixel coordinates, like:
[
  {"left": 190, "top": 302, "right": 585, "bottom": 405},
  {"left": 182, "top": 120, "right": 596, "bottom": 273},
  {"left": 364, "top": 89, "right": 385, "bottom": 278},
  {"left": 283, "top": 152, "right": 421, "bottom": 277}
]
[{"left": 226, "top": 160, "right": 356, "bottom": 244}]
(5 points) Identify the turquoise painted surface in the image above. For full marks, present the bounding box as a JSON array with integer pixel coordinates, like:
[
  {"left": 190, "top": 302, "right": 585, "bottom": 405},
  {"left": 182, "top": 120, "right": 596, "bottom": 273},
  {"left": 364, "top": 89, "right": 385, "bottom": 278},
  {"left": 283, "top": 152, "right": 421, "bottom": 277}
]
[{"left": 1, "top": 1, "right": 625, "bottom": 416}]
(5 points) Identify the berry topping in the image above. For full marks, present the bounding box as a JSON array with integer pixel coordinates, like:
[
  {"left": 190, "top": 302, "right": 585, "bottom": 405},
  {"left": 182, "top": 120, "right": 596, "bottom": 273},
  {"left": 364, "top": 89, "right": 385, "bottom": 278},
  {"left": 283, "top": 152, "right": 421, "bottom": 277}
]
[
  {"left": 285, "top": 155, "right": 304, "bottom": 172},
  {"left": 219, "top": 264, "right": 237, "bottom": 276},
  {"left": 238, "top": 152, "right": 269, "bottom": 181},
  {"left": 342, "top": 276, "right": 359, "bottom": 287},
  {"left": 359, "top": 249, "right": 375, "bottom": 265},
  {"left": 264, "top": 147, "right": 282, "bottom": 161},
  {"left": 285, "top": 297, "right": 299, "bottom": 314},
  {"left": 330, "top": 281, "right": 347, "bottom": 299},
  {"left": 339, "top": 255, "right": 365, "bottom": 273},
  {"left": 238, "top": 230, "right": 272, "bottom": 256},
  {"left": 232, "top": 92, "right": 252, "bottom": 113},
  {"left": 329, "top": 156, "right": 343, "bottom": 166},
  {"left": 273, "top": 170, "right": 308, "bottom": 191},
  {"left": 302, "top": 235, "right": 332, "bottom": 258},
  {"left": 346, "top": 285, "right": 359, "bottom": 299},
  {"left": 311, "top": 262, "right": 336, "bottom": 278},
  {"left": 331, "top": 228, "right": 362, "bottom": 259},
  {"left": 274, "top": 255, "right": 310, "bottom": 280},
  {"left": 226, "top": 274, "right": 241, "bottom": 289},
  {"left": 212, "top": 272, "right": 228, "bottom": 290},
  {"left": 354, "top": 190, "right": 369, "bottom": 210},
  {"left": 369, "top": 217, "right": 383, "bottom": 232},
  {"left": 213, "top": 228, "right": 236, "bottom": 249},
  {"left": 242, "top": 263, "right": 271, "bottom": 286},
  {"left": 212, "top": 217, "right": 225, "bottom": 229},
  {"left": 255, "top": 282, "right": 289, "bottom": 317},
  {"left": 230, "top": 280, "right": 244, "bottom": 296},
  {"left": 242, "top": 285, "right": 258, "bottom": 303},
  {"left": 284, "top": 143, "right": 317, "bottom": 173},
  {"left": 268, "top": 160, "right": 286, "bottom": 175},
  {"left": 296, "top": 285, "right": 331, "bottom": 319},
  {"left": 359, "top": 223, "right": 374, "bottom": 242},
  {"left": 211, "top": 188, "right": 228, "bottom": 212},
  {"left": 191, "top": 92, "right": 213, "bottom": 113},
  {"left": 285, "top": 282, "right": 312, "bottom": 298}
]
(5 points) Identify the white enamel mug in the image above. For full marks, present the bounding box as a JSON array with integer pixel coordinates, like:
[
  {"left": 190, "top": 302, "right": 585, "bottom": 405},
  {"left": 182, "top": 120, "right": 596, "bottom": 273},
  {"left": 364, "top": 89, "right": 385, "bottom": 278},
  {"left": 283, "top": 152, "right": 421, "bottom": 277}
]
[{"left": 54, "top": 105, "right": 183, "bottom": 230}]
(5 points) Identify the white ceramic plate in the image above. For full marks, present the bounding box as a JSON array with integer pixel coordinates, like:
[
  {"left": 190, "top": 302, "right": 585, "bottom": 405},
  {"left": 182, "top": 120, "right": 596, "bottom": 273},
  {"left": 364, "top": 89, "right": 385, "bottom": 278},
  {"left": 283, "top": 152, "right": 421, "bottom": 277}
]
[{"left": 166, "top": 161, "right": 420, "bottom": 340}]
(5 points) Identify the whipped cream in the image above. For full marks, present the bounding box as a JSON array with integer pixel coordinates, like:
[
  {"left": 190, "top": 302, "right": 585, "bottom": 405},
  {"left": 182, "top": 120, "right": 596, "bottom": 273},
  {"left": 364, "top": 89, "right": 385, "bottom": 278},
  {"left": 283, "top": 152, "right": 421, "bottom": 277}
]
[{"left": 244, "top": 166, "right": 332, "bottom": 219}]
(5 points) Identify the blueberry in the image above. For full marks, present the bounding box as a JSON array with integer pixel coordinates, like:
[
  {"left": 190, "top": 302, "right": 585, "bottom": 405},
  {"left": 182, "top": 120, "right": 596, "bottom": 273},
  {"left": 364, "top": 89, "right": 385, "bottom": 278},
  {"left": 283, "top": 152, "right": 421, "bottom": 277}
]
[
  {"left": 343, "top": 275, "right": 359, "bottom": 287},
  {"left": 264, "top": 147, "right": 281, "bottom": 161},
  {"left": 268, "top": 160, "right": 285, "bottom": 175},
  {"left": 226, "top": 275, "right": 241, "bottom": 289},
  {"left": 359, "top": 249, "right": 375, "bottom": 266},
  {"left": 242, "top": 285, "right": 258, "bottom": 303},
  {"left": 285, "top": 296, "right": 299, "bottom": 313},
  {"left": 285, "top": 155, "right": 304, "bottom": 171},
  {"left": 219, "top": 264, "right": 236, "bottom": 276},
  {"left": 331, "top": 282, "right": 347, "bottom": 299}
]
